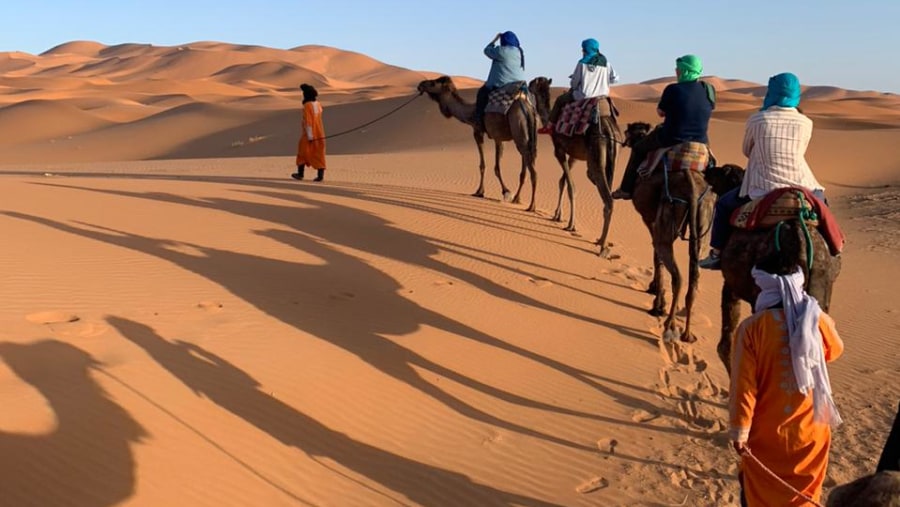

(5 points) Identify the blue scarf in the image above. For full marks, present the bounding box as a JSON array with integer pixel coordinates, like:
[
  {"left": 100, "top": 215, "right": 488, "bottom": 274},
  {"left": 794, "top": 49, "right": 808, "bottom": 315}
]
[{"left": 762, "top": 72, "right": 802, "bottom": 110}]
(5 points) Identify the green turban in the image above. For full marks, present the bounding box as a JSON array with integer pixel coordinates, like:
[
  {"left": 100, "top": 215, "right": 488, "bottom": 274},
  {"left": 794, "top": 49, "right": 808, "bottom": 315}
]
[{"left": 676, "top": 54, "right": 703, "bottom": 83}]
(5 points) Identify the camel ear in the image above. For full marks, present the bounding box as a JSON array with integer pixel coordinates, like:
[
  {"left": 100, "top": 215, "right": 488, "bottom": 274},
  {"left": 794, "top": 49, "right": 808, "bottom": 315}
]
[{"left": 548, "top": 78, "right": 552, "bottom": 85}]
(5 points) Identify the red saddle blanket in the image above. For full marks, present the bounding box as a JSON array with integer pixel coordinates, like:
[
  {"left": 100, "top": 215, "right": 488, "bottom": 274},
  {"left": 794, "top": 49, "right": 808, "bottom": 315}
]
[
  {"left": 554, "top": 97, "right": 601, "bottom": 136},
  {"left": 730, "top": 187, "right": 844, "bottom": 255}
]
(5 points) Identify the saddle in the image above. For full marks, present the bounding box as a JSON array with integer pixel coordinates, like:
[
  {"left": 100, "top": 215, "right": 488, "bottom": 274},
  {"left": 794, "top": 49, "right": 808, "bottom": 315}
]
[
  {"left": 485, "top": 81, "right": 530, "bottom": 114},
  {"left": 554, "top": 96, "right": 619, "bottom": 137},
  {"left": 730, "top": 186, "right": 844, "bottom": 255},
  {"left": 638, "top": 142, "right": 710, "bottom": 178}
]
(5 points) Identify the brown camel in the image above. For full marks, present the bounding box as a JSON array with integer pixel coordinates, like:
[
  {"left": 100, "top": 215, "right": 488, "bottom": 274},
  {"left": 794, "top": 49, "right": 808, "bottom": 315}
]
[
  {"left": 704, "top": 164, "right": 842, "bottom": 373},
  {"left": 417, "top": 76, "right": 539, "bottom": 211},
  {"left": 622, "top": 122, "right": 716, "bottom": 343},
  {"left": 528, "top": 77, "right": 618, "bottom": 257}
]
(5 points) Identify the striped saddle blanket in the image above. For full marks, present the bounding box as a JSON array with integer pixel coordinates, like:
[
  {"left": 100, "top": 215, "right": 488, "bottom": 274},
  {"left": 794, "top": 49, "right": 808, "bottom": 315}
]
[
  {"left": 638, "top": 142, "right": 710, "bottom": 177},
  {"left": 485, "top": 81, "right": 529, "bottom": 114}
]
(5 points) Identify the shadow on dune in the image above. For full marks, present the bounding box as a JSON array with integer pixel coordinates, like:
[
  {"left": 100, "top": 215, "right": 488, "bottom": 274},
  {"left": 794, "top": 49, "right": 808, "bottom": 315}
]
[
  {"left": 0, "top": 340, "right": 145, "bottom": 507},
  {"left": 106, "top": 316, "right": 561, "bottom": 507},
  {"left": 7, "top": 180, "right": 705, "bottom": 432}
]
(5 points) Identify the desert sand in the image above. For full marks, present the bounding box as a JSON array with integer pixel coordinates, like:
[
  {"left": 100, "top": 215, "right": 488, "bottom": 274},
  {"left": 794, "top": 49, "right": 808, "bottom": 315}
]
[{"left": 0, "top": 41, "right": 898, "bottom": 506}]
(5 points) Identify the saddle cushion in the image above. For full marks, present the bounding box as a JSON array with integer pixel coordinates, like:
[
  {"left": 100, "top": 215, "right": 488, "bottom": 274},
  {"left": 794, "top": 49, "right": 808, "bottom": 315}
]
[
  {"left": 485, "top": 81, "right": 528, "bottom": 114},
  {"left": 729, "top": 186, "right": 845, "bottom": 255},
  {"left": 731, "top": 188, "right": 819, "bottom": 229},
  {"left": 638, "top": 142, "right": 710, "bottom": 177},
  {"left": 554, "top": 97, "right": 600, "bottom": 136}
]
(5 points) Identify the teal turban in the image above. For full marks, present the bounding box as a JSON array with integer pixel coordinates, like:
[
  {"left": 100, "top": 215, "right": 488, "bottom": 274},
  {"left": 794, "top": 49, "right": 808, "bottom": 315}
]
[{"left": 762, "top": 72, "right": 802, "bottom": 110}]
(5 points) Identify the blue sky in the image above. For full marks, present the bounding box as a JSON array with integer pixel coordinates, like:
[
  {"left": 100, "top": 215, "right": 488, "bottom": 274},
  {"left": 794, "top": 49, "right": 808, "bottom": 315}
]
[{"left": 2, "top": 1, "right": 897, "bottom": 93}]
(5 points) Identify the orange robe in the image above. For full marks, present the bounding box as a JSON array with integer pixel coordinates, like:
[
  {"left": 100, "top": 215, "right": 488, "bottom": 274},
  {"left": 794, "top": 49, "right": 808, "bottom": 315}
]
[
  {"left": 730, "top": 309, "right": 844, "bottom": 506},
  {"left": 296, "top": 101, "right": 326, "bottom": 169}
]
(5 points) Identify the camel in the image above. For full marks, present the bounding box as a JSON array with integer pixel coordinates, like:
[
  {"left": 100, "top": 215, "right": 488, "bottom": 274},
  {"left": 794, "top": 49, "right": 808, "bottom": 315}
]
[
  {"left": 417, "top": 76, "right": 539, "bottom": 211},
  {"left": 622, "top": 122, "right": 716, "bottom": 343},
  {"left": 827, "top": 400, "right": 900, "bottom": 505},
  {"left": 528, "top": 77, "right": 618, "bottom": 257},
  {"left": 704, "top": 164, "right": 842, "bottom": 373}
]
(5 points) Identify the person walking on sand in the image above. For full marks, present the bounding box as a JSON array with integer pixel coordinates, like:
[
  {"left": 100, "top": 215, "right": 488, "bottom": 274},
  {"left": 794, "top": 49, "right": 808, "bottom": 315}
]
[
  {"left": 292, "top": 83, "right": 326, "bottom": 182},
  {"left": 730, "top": 249, "right": 844, "bottom": 506}
]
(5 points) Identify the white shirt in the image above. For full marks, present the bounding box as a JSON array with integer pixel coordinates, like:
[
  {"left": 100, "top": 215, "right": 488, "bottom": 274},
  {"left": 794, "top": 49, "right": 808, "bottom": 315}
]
[
  {"left": 740, "top": 106, "right": 823, "bottom": 199},
  {"left": 569, "top": 61, "right": 618, "bottom": 100}
]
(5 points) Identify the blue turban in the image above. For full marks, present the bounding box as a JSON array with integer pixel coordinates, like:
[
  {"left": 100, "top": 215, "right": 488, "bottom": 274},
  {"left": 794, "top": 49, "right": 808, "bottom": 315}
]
[
  {"left": 500, "top": 31, "right": 520, "bottom": 48},
  {"left": 579, "top": 38, "right": 600, "bottom": 64},
  {"left": 499, "top": 31, "right": 524, "bottom": 69},
  {"left": 762, "top": 72, "right": 802, "bottom": 110}
]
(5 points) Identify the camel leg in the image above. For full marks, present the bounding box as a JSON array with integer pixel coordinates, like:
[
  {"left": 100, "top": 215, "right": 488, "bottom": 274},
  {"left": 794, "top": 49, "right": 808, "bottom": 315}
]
[
  {"left": 679, "top": 234, "right": 700, "bottom": 343},
  {"left": 524, "top": 155, "right": 538, "bottom": 213},
  {"left": 560, "top": 156, "right": 576, "bottom": 231},
  {"left": 552, "top": 169, "right": 566, "bottom": 222},
  {"left": 646, "top": 252, "right": 661, "bottom": 295},
  {"left": 656, "top": 240, "right": 681, "bottom": 343},
  {"left": 591, "top": 136, "right": 614, "bottom": 257},
  {"left": 718, "top": 284, "right": 741, "bottom": 375},
  {"left": 472, "top": 130, "right": 487, "bottom": 198},
  {"left": 492, "top": 141, "right": 513, "bottom": 202},
  {"left": 680, "top": 191, "right": 702, "bottom": 344},
  {"left": 648, "top": 248, "right": 668, "bottom": 317}
]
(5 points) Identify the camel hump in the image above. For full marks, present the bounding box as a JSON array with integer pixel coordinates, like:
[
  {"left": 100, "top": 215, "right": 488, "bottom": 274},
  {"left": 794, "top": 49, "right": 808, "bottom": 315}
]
[{"left": 731, "top": 187, "right": 820, "bottom": 230}]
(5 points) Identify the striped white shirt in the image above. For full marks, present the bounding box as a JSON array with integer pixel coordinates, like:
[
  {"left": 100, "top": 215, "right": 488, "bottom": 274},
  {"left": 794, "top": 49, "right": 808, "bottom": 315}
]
[{"left": 739, "top": 107, "right": 823, "bottom": 199}]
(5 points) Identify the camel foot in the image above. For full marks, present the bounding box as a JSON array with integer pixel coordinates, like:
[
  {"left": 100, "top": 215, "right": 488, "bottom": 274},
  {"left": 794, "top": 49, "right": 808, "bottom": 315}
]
[
  {"left": 679, "top": 331, "right": 697, "bottom": 344},
  {"left": 647, "top": 307, "right": 666, "bottom": 317},
  {"left": 646, "top": 280, "right": 660, "bottom": 295},
  {"left": 551, "top": 212, "right": 562, "bottom": 222},
  {"left": 503, "top": 190, "right": 514, "bottom": 202},
  {"left": 526, "top": 206, "right": 537, "bottom": 213},
  {"left": 471, "top": 190, "right": 485, "bottom": 198},
  {"left": 663, "top": 328, "right": 679, "bottom": 343},
  {"left": 597, "top": 246, "right": 612, "bottom": 258},
  {"left": 563, "top": 224, "right": 576, "bottom": 232}
]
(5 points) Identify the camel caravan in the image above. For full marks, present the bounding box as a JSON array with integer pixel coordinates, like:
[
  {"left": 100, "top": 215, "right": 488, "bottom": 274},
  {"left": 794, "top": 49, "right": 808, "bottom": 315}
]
[{"left": 417, "top": 32, "right": 900, "bottom": 505}]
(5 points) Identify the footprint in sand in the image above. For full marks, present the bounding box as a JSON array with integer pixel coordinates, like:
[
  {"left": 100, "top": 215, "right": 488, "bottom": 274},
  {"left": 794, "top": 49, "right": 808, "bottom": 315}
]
[
  {"left": 575, "top": 476, "right": 609, "bottom": 494},
  {"left": 196, "top": 301, "right": 224, "bottom": 312},
  {"left": 527, "top": 277, "right": 554, "bottom": 288},
  {"left": 25, "top": 311, "right": 80, "bottom": 324},
  {"left": 433, "top": 279, "right": 454, "bottom": 287},
  {"left": 631, "top": 410, "right": 661, "bottom": 423},
  {"left": 596, "top": 437, "right": 619, "bottom": 454}
]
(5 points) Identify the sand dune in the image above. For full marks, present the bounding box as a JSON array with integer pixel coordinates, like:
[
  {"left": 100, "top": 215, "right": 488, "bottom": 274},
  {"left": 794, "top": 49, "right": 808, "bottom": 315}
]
[{"left": 0, "top": 41, "right": 898, "bottom": 507}]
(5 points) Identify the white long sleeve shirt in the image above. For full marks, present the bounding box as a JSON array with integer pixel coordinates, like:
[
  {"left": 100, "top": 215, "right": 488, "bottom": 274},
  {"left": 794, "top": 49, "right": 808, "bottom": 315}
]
[
  {"left": 569, "top": 61, "right": 618, "bottom": 100},
  {"left": 740, "top": 106, "right": 823, "bottom": 199}
]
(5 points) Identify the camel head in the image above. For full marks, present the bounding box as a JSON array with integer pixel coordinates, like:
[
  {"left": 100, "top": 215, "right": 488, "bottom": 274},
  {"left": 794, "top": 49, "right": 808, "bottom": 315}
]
[
  {"left": 528, "top": 77, "right": 552, "bottom": 127},
  {"left": 417, "top": 76, "right": 462, "bottom": 118},
  {"left": 623, "top": 122, "right": 652, "bottom": 147},
  {"left": 703, "top": 163, "right": 745, "bottom": 196}
]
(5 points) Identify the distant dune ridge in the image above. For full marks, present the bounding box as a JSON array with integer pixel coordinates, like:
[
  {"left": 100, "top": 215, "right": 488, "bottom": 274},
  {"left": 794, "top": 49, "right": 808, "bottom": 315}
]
[
  {"left": 1, "top": 40, "right": 899, "bottom": 507},
  {"left": 0, "top": 40, "right": 898, "bottom": 164}
]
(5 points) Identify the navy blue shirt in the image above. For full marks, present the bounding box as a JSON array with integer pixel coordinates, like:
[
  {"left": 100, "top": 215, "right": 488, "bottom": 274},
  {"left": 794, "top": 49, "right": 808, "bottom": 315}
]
[{"left": 657, "top": 81, "right": 715, "bottom": 145}]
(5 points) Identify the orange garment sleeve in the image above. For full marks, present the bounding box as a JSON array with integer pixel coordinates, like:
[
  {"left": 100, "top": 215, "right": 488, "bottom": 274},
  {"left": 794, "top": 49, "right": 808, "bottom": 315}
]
[
  {"left": 729, "top": 317, "right": 759, "bottom": 443},
  {"left": 819, "top": 313, "right": 844, "bottom": 362}
]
